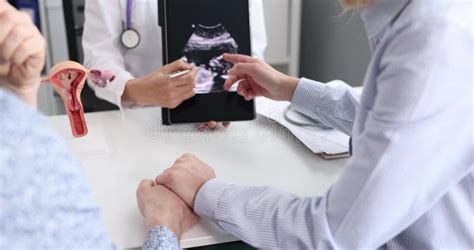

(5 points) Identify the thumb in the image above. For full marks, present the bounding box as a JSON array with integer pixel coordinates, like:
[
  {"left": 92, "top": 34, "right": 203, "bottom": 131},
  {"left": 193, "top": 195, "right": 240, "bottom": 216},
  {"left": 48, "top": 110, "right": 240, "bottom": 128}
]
[
  {"left": 160, "top": 59, "right": 193, "bottom": 75},
  {"left": 19, "top": 56, "right": 44, "bottom": 80},
  {"left": 155, "top": 173, "right": 170, "bottom": 186},
  {"left": 139, "top": 179, "right": 156, "bottom": 190}
]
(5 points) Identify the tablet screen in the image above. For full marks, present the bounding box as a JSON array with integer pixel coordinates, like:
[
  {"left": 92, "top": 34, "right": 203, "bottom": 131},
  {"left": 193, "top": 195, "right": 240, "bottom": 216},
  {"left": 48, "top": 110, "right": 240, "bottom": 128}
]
[
  {"left": 160, "top": 0, "right": 254, "bottom": 124},
  {"left": 164, "top": 0, "right": 251, "bottom": 93}
]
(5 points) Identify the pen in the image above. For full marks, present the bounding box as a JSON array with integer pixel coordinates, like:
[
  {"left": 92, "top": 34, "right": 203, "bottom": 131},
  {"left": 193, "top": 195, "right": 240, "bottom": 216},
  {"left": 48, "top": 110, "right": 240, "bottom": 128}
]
[{"left": 169, "top": 69, "right": 192, "bottom": 79}]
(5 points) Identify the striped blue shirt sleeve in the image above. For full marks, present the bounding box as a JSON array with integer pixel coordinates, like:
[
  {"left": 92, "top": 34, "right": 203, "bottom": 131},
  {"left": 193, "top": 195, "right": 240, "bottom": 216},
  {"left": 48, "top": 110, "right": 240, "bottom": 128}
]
[
  {"left": 193, "top": 1, "right": 474, "bottom": 249},
  {"left": 290, "top": 79, "right": 360, "bottom": 136}
]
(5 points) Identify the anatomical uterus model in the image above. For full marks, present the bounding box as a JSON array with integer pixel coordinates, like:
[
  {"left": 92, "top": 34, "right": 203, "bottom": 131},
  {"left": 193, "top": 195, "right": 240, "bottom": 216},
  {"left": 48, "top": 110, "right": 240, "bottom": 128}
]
[{"left": 42, "top": 61, "right": 115, "bottom": 137}]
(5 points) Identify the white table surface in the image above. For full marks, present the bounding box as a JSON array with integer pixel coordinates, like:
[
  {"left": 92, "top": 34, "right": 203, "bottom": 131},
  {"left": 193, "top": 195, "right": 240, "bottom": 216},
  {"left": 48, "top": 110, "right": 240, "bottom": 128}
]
[{"left": 47, "top": 107, "right": 348, "bottom": 249}]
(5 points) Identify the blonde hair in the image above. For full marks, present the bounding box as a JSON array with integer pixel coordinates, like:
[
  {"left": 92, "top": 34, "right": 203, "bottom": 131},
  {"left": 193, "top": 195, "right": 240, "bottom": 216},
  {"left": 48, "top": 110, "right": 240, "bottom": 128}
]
[{"left": 342, "top": 0, "right": 372, "bottom": 9}]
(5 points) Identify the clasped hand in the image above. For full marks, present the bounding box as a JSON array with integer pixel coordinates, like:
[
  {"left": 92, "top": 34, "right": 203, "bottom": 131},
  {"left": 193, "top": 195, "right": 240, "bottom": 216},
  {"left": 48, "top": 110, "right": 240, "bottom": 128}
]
[{"left": 136, "top": 153, "right": 216, "bottom": 239}]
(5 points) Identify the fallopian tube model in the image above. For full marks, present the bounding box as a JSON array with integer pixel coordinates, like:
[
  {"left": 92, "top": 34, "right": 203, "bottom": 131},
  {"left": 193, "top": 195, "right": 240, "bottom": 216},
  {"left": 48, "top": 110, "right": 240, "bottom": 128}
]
[{"left": 41, "top": 61, "right": 115, "bottom": 137}]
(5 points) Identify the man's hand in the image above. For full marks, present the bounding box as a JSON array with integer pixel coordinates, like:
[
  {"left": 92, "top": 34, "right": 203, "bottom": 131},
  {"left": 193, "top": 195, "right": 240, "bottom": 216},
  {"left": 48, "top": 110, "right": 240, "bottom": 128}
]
[
  {"left": 136, "top": 180, "right": 199, "bottom": 239},
  {"left": 156, "top": 153, "right": 216, "bottom": 208},
  {"left": 123, "top": 59, "right": 198, "bottom": 108},
  {"left": 223, "top": 53, "right": 300, "bottom": 102},
  {"left": 0, "top": 1, "right": 46, "bottom": 107}
]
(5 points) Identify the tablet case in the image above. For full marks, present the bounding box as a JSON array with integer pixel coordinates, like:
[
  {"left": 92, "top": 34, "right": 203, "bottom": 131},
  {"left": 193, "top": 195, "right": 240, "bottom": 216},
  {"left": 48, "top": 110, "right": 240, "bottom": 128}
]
[{"left": 158, "top": 0, "right": 255, "bottom": 125}]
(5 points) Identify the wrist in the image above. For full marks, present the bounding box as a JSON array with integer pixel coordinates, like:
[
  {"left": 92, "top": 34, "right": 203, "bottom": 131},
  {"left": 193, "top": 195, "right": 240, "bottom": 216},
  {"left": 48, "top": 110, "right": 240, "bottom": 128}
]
[
  {"left": 191, "top": 177, "right": 215, "bottom": 208},
  {"left": 122, "top": 78, "right": 141, "bottom": 105},
  {"left": 282, "top": 76, "right": 300, "bottom": 102},
  {"left": 145, "top": 211, "right": 183, "bottom": 239}
]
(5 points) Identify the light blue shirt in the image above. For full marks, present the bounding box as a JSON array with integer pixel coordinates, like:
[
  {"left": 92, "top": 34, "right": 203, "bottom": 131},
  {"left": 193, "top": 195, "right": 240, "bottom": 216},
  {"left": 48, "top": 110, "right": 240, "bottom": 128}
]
[
  {"left": 0, "top": 89, "right": 179, "bottom": 250},
  {"left": 194, "top": 0, "right": 474, "bottom": 249}
]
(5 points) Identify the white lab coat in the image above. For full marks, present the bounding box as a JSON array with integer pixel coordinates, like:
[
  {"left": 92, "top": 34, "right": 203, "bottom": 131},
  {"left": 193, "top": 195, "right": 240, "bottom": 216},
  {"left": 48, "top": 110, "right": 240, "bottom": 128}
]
[{"left": 82, "top": 0, "right": 267, "bottom": 108}]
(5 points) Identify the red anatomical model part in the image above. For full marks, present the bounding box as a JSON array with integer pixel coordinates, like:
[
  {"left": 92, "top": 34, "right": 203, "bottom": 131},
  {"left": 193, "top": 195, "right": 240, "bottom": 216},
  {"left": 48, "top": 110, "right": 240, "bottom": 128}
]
[{"left": 42, "top": 61, "right": 115, "bottom": 138}]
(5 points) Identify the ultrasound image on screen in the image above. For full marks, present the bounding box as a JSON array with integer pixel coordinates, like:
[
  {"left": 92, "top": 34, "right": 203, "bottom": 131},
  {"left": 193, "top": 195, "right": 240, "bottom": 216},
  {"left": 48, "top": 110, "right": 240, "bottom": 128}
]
[
  {"left": 163, "top": 0, "right": 251, "bottom": 94},
  {"left": 181, "top": 24, "right": 239, "bottom": 93}
]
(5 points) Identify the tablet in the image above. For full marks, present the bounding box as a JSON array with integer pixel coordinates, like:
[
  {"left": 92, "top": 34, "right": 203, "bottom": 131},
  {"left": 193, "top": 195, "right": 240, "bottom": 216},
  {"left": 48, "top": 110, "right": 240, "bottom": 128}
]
[{"left": 158, "top": 0, "right": 255, "bottom": 125}]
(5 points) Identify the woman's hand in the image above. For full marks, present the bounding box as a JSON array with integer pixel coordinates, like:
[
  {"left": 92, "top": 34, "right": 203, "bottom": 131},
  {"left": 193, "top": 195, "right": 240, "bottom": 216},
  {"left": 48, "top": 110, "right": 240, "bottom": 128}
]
[
  {"left": 123, "top": 59, "right": 198, "bottom": 108},
  {"left": 223, "top": 54, "right": 300, "bottom": 102},
  {"left": 0, "top": 1, "right": 46, "bottom": 107},
  {"left": 136, "top": 180, "right": 199, "bottom": 240},
  {"left": 123, "top": 59, "right": 231, "bottom": 129}
]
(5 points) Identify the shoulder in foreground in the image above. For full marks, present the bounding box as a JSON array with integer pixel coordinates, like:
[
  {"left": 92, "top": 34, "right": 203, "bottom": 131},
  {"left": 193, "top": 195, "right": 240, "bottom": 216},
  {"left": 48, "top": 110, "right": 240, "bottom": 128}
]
[
  {"left": 0, "top": 88, "right": 39, "bottom": 125},
  {"left": 395, "top": 0, "right": 473, "bottom": 37},
  {"left": 0, "top": 88, "right": 58, "bottom": 144}
]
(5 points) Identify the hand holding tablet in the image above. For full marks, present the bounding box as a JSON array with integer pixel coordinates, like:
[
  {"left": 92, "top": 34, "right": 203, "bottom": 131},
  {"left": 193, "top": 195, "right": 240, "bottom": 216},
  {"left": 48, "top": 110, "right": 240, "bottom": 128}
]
[{"left": 159, "top": 0, "right": 255, "bottom": 125}]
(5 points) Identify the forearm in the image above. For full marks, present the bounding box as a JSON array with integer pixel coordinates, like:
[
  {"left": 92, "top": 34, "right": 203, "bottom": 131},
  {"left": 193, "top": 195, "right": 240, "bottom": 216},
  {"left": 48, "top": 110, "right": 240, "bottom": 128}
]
[
  {"left": 291, "top": 78, "right": 360, "bottom": 135},
  {"left": 194, "top": 179, "right": 336, "bottom": 249},
  {"left": 121, "top": 77, "right": 150, "bottom": 107},
  {"left": 194, "top": 121, "right": 472, "bottom": 249}
]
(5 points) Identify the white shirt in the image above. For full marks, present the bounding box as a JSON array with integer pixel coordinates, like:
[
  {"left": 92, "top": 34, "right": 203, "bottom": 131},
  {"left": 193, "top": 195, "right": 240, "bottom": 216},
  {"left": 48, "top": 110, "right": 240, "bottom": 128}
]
[{"left": 82, "top": 0, "right": 267, "bottom": 109}]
